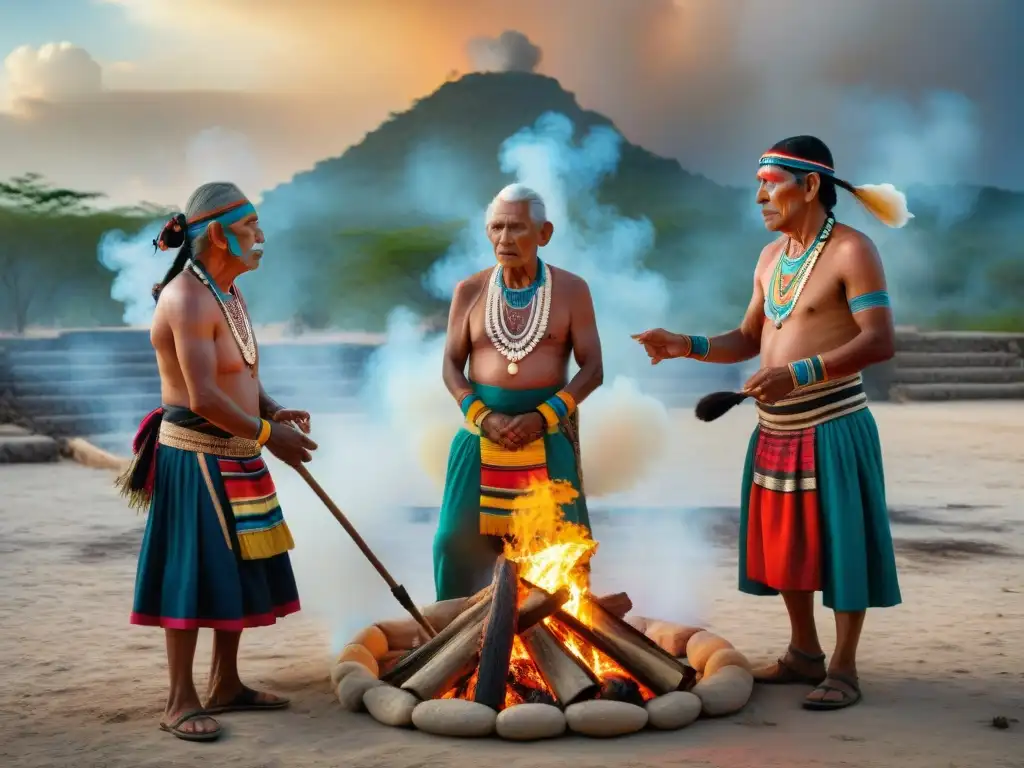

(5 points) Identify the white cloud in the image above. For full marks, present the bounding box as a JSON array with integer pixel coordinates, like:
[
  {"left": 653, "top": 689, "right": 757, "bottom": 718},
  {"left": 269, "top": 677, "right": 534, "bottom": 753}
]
[{"left": 4, "top": 43, "right": 103, "bottom": 106}]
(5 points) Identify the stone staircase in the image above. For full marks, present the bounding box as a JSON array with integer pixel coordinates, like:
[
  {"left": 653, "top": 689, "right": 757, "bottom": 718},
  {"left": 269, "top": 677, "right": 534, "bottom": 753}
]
[
  {"left": 885, "top": 331, "right": 1024, "bottom": 401},
  {"left": 0, "top": 330, "right": 376, "bottom": 457},
  {"left": 2, "top": 328, "right": 1022, "bottom": 463}
]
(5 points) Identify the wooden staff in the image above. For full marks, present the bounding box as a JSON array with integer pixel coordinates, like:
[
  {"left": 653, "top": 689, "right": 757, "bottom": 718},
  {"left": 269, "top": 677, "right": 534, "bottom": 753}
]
[{"left": 293, "top": 464, "right": 437, "bottom": 638}]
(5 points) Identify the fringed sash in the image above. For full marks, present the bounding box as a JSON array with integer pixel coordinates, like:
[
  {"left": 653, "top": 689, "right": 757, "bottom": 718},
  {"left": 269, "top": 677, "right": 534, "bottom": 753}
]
[
  {"left": 479, "top": 436, "right": 550, "bottom": 536},
  {"left": 116, "top": 406, "right": 293, "bottom": 561}
]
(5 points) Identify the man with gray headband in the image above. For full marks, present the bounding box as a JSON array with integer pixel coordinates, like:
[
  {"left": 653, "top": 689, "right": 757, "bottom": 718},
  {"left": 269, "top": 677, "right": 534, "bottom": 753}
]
[{"left": 116, "top": 182, "right": 318, "bottom": 741}]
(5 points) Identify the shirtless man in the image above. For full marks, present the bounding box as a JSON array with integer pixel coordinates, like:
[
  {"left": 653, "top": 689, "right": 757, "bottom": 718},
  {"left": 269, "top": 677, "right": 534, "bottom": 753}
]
[
  {"left": 634, "top": 136, "right": 909, "bottom": 711},
  {"left": 117, "top": 182, "right": 318, "bottom": 741},
  {"left": 434, "top": 183, "right": 603, "bottom": 600}
]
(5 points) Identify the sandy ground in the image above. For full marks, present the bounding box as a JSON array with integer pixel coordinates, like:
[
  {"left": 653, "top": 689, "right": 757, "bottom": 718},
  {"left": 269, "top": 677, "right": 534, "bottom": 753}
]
[{"left": 1, "top": 402, "right": 1023, "bottom": 768}]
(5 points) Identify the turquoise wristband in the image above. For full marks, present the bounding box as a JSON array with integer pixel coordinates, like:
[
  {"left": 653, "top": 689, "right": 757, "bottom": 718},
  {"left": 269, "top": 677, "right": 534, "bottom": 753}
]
[{"left": 687, "top": 335, "right": 710, "bottom": 360}]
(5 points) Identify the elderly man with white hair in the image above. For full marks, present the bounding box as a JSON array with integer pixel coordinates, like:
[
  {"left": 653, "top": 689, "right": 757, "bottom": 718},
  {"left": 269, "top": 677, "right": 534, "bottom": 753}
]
[{"left": 433, "top": 183, "right": 604, "bottom": 600}]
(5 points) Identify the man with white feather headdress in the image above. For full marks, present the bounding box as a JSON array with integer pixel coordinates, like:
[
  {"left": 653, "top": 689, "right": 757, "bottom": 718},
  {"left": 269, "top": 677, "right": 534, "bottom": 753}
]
[{"left": 633, "top": 135, "right": 912, "bottom": 712}]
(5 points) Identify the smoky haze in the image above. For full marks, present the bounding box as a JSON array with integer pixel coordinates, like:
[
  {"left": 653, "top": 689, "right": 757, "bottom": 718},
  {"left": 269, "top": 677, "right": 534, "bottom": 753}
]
[{"left": 89, "top": 9, "right": 1008, "bottom": 650}]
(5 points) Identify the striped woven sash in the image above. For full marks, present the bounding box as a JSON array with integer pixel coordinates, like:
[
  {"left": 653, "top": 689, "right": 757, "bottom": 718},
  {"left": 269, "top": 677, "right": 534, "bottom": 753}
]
[{"left": 756, "top": 373, "right": 868, "bottom": 431}]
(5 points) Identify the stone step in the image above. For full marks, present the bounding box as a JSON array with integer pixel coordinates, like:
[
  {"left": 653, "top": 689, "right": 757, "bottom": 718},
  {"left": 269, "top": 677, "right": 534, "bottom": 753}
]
[
  {"left": 888, "top": 367, "right": 1024, "bottom": 385},
  {"left": 895, "top": 351, "right": 1024, "bottom": 369},
  {"left": 0, "top": 430, "right": 60, "bottom": 463},
  {"left": 15, "top": 391, "right": 364, "bottom": 417},
  {"left": 6, "top": 344, "right": 381, "bottom": 368},
  {"left": 889, "top": 382, "right": 1024, "bottom": 401},
  {"left": 4, "top": 362, "right": 364, "bottom": 384},
  {"left": 2, "top": 376, "right": 363, "bottom": 400},
  {"left": 895, "top": 331, "right": 1024, "bottom": 355},
  {"left": 29, "top": 398, "right": 366, "bottom": 436}
]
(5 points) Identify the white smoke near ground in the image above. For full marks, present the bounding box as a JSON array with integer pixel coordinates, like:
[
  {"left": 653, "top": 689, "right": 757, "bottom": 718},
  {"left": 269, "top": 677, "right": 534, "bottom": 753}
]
[
  {"left": 466, "top": 30, "right": 542, "bottom": 74},
  {"left": 344, "top": 111, "right": 714, "bottom": 634}
]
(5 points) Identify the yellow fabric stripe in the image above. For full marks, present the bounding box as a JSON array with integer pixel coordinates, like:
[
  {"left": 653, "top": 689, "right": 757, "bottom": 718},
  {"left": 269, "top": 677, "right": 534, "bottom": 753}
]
[
  {"left": 480, "top": 436, "right": 546, "bottom": 467},
  {"left": 479, "top": 494, "right": 519, "bottom": 510},
  {"left": 231, "top": 496, "right": 281, "bottom": 517}
]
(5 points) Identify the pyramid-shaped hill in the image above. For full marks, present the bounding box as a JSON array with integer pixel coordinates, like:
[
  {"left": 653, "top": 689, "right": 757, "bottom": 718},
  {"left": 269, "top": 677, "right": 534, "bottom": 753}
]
[{"left": 258, "top": 72, "right": 736, "bottom": 229}]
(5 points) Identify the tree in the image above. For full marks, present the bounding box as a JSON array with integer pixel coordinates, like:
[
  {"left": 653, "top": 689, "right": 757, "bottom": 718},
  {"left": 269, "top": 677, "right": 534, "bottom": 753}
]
[{"left": 0, "top": 174, "right": 106, "bottom": 333}]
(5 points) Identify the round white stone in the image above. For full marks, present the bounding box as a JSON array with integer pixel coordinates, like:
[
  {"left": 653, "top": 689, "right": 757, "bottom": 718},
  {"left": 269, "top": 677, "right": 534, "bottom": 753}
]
[
  {"left": 645, "top": 691, "right": 702, "bottom": 730},
  {"left": 330, "top": 660, "right": 371, "bottom": 688},
  {"left": 364, "top": 685, "right": 419, "bottom": 727},
  {"left": 336, "top": 671, "right": 383, "bottom": 712},
  {"left": 496, "top": 703, "right": 566, "bottom": 741},
  {"left": 412, "top": 699, "right": 497, "bottom": 737},
  {"left": 564, "top": 700, "right": 649, "bottom": 737},
  {"left": 692, "top": 665, "right": 754, "bottom": 717}
]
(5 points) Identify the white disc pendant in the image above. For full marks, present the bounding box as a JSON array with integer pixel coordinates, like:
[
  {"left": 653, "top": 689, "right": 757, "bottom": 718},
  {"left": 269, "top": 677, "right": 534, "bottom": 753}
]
[{"left": 507, "top": 361, "right": 519, "bottom": 376}]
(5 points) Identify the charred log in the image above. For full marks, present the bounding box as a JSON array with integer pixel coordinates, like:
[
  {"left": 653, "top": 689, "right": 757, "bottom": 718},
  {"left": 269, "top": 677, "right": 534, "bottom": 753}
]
[
  {"left": 555, "top": 595, "right": 694, "bottom": 694},
  {"left": 520, "top": 622, "right": 601, "bottom": 707},
  {"left": 400, "top": 612, "right": 487, "bottom": 701},
  {"left": 473, "top": 557, "right": 520, "bottom": 710},
  {"left": 382, "top": 585, "right": 493, "bottom": 686}
]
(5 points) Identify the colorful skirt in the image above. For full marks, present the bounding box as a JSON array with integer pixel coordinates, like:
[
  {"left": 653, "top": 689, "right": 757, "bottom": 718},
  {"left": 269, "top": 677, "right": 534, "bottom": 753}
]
[
  {"left": 433, "top": 382, "right": 590, "bottom": 601},
  {"left": 738, "top": 375, "right": 902, "bottom": 612},
  {"left": 129, "top": 410, "right": 300, "bottom": 630}
]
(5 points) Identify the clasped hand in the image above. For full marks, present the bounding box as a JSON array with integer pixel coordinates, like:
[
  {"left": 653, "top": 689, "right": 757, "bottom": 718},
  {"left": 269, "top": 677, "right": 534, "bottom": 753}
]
[{"left": 481, "top": 411, "right": 545, "bottom": 451}]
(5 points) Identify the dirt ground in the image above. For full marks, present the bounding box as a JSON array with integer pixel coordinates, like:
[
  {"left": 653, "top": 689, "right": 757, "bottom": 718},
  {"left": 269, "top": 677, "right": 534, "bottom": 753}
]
[{"left": 1, "top": 402, "right": 1022, "bottom": 768}]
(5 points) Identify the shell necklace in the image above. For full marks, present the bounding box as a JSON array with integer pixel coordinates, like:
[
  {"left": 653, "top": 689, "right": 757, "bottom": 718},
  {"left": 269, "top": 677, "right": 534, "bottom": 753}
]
[
  {"left": 484, "top": 260, "right": 552, "bottom": 376},
  {"left": 763, "top": 215, "right": 835, "bottom": 329},
  {"left": 186, "top": 259, "right": 258, "bottom": 373}
]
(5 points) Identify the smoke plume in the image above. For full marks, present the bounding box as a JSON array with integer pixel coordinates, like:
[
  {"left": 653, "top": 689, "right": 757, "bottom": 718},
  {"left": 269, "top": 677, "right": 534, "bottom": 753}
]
[{"left": 467, "top": 30, "right": 542, "bottom": 74}]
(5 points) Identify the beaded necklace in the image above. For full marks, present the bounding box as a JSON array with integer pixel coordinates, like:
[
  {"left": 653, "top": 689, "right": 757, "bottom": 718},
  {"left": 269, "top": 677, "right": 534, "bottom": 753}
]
[
  {"left": 484, "top": 260, "right": 552, "bottom": 375},
  {"left": 186, "top": 259, "right": 259, "bottom": 373},
  {"left": 764, "top": 215, "right": 835, "bottom": 329}
]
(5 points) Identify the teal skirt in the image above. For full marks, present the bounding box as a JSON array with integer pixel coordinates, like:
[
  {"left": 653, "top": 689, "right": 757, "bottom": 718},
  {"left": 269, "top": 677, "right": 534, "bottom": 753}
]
[
  {"left": 433, "top": 382, "right": 590, "bottom": 601},
  {"left": 738, "top": 408, "right": 902, "bottom": 612},
  {"left": 130, "top": 444, "right": 300, "bottom": 630}
]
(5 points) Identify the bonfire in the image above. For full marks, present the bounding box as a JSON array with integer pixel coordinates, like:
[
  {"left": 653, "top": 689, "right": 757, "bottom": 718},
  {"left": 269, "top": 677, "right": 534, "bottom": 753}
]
[{"left": 329, "top": 480, "right": 754, "bottom": 739}]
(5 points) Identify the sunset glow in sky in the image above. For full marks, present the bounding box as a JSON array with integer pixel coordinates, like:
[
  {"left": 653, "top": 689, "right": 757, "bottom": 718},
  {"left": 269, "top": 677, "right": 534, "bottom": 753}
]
[{"left": 0, "top": 0, "right": 1019, "bottom": 206}]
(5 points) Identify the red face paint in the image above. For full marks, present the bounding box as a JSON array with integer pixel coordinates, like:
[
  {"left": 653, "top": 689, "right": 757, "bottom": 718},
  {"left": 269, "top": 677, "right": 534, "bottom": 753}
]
[{"left": 757, "top": 167, "right": 790, "bottom": 184}]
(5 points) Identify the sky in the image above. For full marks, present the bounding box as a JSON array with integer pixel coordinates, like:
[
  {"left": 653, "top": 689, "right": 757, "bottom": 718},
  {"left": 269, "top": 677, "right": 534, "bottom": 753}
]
[{"left": 0, "top": 0, "right": 1021, "bottom": 207}]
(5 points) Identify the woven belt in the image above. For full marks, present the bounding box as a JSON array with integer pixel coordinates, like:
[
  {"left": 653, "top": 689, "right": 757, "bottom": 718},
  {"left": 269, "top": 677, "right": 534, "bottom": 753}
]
[
  {"left": 756, "top": 373, "right": 868, "bottom": 431},
  {"left": 158, "top": 420, "right": 261, "bottom": 458}
]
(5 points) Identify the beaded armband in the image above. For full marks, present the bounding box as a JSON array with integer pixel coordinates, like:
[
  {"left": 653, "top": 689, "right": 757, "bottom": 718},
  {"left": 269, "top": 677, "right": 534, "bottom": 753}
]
[
  {"left": 788, "top": 355, "right": 828, "bottom": 389},
  {"left": 537, "top": 390, "right": 577, "bottom": 431},
  {"left": 686, "top": 335, "right": 711, "bottom": 361},
  {"left": 848, "top": 290, "right": 891, "bottom": 314},
  {"left": 255, "top": 418, "right": 272, "bottom": 446}
]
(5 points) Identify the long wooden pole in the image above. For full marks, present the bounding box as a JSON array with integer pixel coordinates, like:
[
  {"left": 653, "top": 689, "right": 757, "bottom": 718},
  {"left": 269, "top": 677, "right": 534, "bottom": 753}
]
[{"left": 293, "top": 464, "right": 437, "bottom": 638}]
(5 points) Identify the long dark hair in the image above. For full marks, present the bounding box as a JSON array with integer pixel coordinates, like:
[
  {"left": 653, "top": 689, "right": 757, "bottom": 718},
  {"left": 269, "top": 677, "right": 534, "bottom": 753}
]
[
  {"left": 768, "top": 135, "right": 857, "bottom": 213},
  {"left": 151, "top": 213, "right": 191, "bottom": 302}
]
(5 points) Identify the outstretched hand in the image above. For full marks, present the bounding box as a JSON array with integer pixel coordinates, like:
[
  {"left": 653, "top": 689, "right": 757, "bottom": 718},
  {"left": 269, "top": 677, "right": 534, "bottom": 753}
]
[{"left": 631, "top": 329, "right": 689, "bottom": 364}]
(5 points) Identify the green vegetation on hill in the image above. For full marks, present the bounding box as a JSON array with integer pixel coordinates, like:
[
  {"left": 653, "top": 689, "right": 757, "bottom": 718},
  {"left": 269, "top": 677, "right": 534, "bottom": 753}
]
[{"left": 0, "top": 73, "right": 1022, "bottom": 333}]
